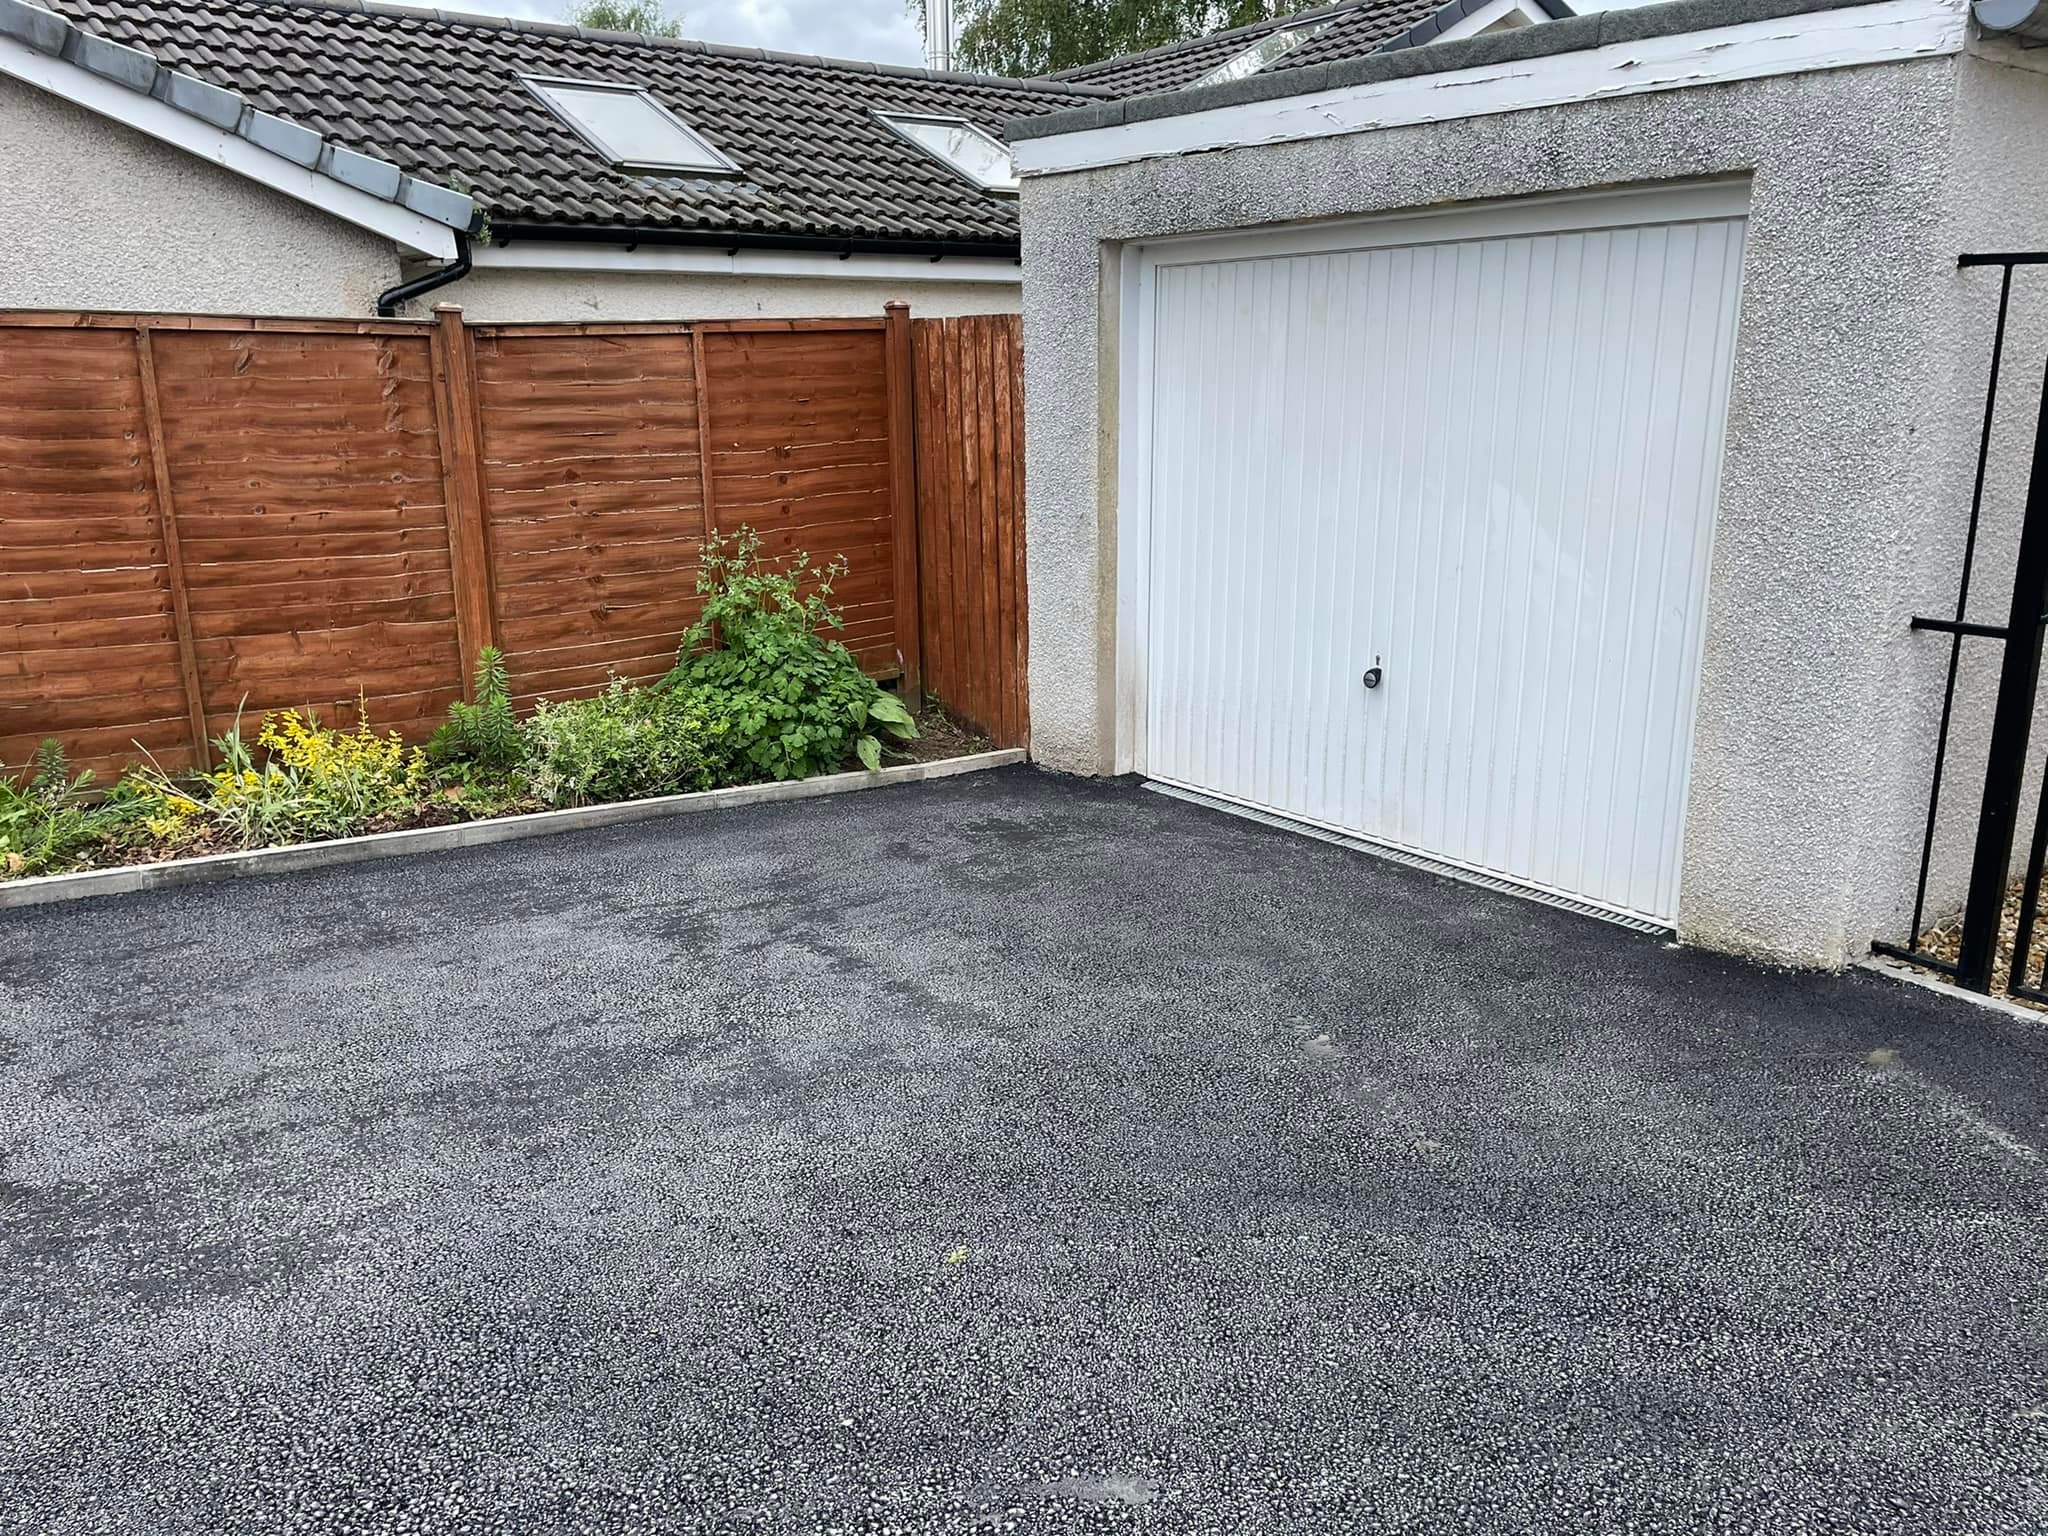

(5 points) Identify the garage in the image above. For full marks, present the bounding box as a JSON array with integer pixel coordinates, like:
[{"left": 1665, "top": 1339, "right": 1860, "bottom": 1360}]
[
  {"left": 1114, "top": 185, "right": 1748, "bottom": 925},
  {"left": 1016, "top": 0, "right": 2048, "bottom": 965}
]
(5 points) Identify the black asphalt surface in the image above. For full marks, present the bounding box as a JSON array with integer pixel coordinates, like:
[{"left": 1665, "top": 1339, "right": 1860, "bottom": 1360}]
[{"left": 2, "top": 766, "right": 2045, "bottom": 1535}]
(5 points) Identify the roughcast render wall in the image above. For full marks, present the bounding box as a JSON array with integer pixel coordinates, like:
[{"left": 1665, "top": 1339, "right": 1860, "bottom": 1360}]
[{"left": 1019, "top": 51, "right": 2048, "bottom": 967}]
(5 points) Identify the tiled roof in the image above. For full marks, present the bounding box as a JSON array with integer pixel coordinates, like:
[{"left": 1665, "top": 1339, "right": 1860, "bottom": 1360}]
[
  {"left": 1051, "top": 0, "right": 1560, "bottom": 98},
  {"left": 33, "top": 0, "right": 1105, "bottom": 251},
  {"left": 0, "top": 0, "right": 479, "bottom": 232}
]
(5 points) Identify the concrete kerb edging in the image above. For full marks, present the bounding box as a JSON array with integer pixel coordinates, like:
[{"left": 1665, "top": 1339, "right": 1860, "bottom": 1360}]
[
  {"left": 0, "top": 749, "right": 1027, "bottom": 912},
  {"left": 1856, "top": 954, "right": 2048, "bottom": 1025}
]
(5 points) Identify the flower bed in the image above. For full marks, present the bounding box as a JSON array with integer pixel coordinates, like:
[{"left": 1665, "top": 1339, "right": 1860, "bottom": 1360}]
[{"left": 2, "top": 533, "right": 963, "bottom": 883}]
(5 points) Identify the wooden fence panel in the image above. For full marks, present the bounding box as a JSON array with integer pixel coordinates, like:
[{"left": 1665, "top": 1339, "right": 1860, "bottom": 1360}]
[
  {"left": 146, "top": 328, "right": 464, "bottom": 742},
  {"left": 0, "top": 326, "right": 193, "bottom": 780},
  {"left": 470, "top": 326, "right": 707, "bottom": 707},
  {"left": 0, "top": 305, "right": 1027, "bottom": 779},
  {"left": 698, "top": 325, "right": 900, "bottom": 673},
  {"left": 912, "top": 314, "right": 1028, "bottom": 747}
]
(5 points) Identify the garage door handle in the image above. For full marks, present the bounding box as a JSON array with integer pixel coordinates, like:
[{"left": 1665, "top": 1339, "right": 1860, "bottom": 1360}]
[{"left": 1362, "top": 660, "right": 1383, "bottom": 690}]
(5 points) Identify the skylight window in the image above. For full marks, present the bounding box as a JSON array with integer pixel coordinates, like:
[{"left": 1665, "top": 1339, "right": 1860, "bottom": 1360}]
[
  {"left": 876, "top": 113, "right": 1018, "bottom": 196},
  {"left": 525, "top": 77, "right": 739, "bottom": 175},
  {"left": 1192, "top": 21, "right": 1330, "bottom": 88}
]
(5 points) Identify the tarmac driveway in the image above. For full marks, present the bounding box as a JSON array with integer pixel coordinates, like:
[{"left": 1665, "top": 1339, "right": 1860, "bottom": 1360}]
[{"left": 1, "top": 765, "right": 2044, "bottom": 1535}]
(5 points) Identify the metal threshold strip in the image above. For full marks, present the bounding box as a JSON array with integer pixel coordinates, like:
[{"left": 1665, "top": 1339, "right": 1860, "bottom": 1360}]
[{"left": 1143, "top": 781, "right": 1673, "bottom": 937}]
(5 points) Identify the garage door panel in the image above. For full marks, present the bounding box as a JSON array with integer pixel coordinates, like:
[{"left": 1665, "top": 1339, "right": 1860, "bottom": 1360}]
[{"left": 1137, "top": 191, "right": 1746, "bottom": 924}]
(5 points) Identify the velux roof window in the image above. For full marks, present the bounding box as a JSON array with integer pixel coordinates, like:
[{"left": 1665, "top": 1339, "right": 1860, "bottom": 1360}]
[
  {"left": 876, "top": 113, "right": 1019, "bottom": 196},
  {"left": 525, "top": 76, "right": 739, "bottom": 175},
  {"left": 1192, "top": 21, "right": 1330, "bottom": 87}
]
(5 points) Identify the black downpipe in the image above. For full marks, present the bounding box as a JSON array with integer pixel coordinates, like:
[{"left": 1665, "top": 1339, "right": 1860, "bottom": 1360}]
[{"left": 375, "top": 231, "right": 473, "bottom": 317}]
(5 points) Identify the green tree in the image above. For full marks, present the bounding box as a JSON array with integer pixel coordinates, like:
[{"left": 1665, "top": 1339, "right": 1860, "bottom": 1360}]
[
  {"left": 567, "top": 0, "right": 686, "bottom": 36},
  {"left": 917, "top": 0, "right": 1305, "bottom": 78}
]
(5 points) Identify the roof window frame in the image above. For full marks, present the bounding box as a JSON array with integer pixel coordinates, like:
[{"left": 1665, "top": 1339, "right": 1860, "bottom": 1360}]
[
  {"left": 522, "top": 74, "right": 742, "bottom": 177},
  {"left": 873, "top": 111, "right": 1019, "bottom": 198},
  {"left": 1190, "top": 20, "right": 1332, "bottom": 88}
]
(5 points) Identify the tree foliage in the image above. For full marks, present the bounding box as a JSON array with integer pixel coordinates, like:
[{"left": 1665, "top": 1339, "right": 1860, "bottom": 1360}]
[
  {"left": 566, "top": 0, "right": 686, "bottom": 36},
  {"left": 915, "top": 0, "right": 1303, "bottom": 78}
]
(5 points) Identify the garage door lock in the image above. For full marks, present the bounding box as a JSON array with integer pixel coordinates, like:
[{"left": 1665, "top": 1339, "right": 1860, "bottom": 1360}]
[{"left": 1362, "top": 659, "right": 1383, "bottom": 690}]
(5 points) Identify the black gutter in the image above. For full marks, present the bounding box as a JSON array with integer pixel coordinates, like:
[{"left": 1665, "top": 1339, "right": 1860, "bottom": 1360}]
[
  {"left": 375, "top": 231, "right": 473, "bottom": 317},
  {"left": 490, "top": 222, "right": 1021, "bottom": 263}
]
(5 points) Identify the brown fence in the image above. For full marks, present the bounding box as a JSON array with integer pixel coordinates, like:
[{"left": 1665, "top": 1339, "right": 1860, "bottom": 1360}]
[
  {"left": 1, "top": 304, "right": 1026, "bottom": 783},
  {"left": 913, "top": 314, "right": 1028, "bottom": 750}
]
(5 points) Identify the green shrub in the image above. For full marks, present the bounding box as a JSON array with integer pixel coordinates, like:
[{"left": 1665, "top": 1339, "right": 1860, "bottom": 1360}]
[
  {"left": 427, "top": 646, "right": 523, "bottom": 776},
  {"left": 0, "top": 741, "right": 139, "bottom": 878},
  {"left": 665, "top": 530, "right": 916, "bottom": 780},
  {"left": 525, "top": 680, "right": 724, "bottom": 808}
]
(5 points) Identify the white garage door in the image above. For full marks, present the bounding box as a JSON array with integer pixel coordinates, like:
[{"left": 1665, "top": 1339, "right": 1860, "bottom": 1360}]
[{"left": 1121, "top": 185, "right": 1748, "bottom": 925}]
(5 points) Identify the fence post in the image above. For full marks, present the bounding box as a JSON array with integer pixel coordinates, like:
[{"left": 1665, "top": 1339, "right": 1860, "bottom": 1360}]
[
  {"left": 690, "top": 327, "right": 719, "bottom": 540},
  {"left": 132, "top": 327, "right": 212, "bottom": 770},
  {"left": 884, "top": 301, "right": 923, "bottom": 707},
  {"left": 429, "top": 304, "right": 497, "bottom": 695}
]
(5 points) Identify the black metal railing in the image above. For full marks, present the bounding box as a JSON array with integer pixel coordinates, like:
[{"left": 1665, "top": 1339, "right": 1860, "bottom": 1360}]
[{"left": 1875, "top": 252, "right": 2048, "bottom": 995}]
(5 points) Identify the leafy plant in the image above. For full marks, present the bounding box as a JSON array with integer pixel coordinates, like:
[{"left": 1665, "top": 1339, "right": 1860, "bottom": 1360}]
[
  {"left": 525, "top": 678, "right": 724, "bottom": 807},
  {"left": 427, "top": 647, "right": 523, "bottom": 777},
  {"left": 665, "top": 529, "right": 917, "bottom": 781},
  {"left": 258, "top": 704, "right": 425, "bottom": 833},
  {"left": 0, "top": 741, "right": 138, "bottom": 878},
  {"left": 126, "top": 701, "right": 425, "bottom": 851}
]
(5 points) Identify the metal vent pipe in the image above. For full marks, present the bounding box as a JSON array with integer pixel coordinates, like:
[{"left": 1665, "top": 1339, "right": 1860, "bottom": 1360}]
[
  {"left": 925, "top": 0, "right": 954, "bottom": 70},
  {"left": 1976, "top": 0, "right": 2048, "bottom": 44}
]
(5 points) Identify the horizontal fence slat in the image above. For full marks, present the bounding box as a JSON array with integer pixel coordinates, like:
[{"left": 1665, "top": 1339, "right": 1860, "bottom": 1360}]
[{"left": 0, "top": 304, "right": 1023, "bottom": 775}]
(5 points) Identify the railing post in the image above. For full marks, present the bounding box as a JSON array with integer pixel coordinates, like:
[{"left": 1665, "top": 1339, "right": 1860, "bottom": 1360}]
[
  {"left": 884, "top": 301, "right": 924, "bottom": 708},
  {"left": 429, "top": 304, "right": 496, "bottom": 694},
  {"left": 1957, "top": 350, "right": 2048, "bottom": 990}
]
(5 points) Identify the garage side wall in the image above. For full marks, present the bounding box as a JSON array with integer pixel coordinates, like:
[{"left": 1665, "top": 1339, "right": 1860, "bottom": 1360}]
[
  {"left": 1018, "top": 56, "right": 1967, "bottom": 967},
  {"left": 0, "top": 77, "right": 404, "bottom": 316},
  {"left": 1874, "top": 50, "right": 2048, "bottom": 961}
]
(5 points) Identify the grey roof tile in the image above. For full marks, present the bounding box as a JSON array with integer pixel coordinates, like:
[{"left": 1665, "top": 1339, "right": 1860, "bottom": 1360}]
[
  {"left": 241, "top": 105, "right": 322, "bottom": 165},
  {"left": 42, "top": 0, "right": 1106, "bottom": 249},
  {"left": 61, "top": 21, "right": 157, "bottom": 89},
  {"left": 320, "top": 138, "right": 403, "bottom": 197},
  {"left": 0, "top": 0, "right": 70, "bottom": 53},
  {"left": 151, "top": 63, "right": 242, "bottom": 126}
]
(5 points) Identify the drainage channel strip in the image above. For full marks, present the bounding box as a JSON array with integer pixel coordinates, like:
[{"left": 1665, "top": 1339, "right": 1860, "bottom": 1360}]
[{"left": 1142, "top": 781, "right": 1671, "bottom": 937}]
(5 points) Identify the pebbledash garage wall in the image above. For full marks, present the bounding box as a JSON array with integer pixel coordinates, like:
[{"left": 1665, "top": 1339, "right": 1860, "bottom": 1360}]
[
  {"left": 0, "top": 75, "right": 1022, "bottom": 321},
  {"left": 1009, "top": 0, "right": 2048, "bottom": 968}
]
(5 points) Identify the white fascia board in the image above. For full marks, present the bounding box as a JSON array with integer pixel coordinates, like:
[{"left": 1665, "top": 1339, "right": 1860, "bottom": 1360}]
[
  {"left": 1432, "top": 0, "right": 1557, "bottom": 42},
  {"left": 0, "top": 33, "right": 456, "bottom": 259},
  {"left": 1014, "top": 0, "right": 1968, "bottom": 178},
  {"left": 471, "top": 241, "right": 1021, "bottom": 285}
]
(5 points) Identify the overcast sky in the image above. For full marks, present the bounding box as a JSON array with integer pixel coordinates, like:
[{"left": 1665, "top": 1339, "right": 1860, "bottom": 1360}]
[{"left": 486, "top": 0, "right": 928, "bottom": 65}]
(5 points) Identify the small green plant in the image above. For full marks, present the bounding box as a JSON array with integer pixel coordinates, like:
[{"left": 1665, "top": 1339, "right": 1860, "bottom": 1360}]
[
  {"left": 126, "top": 701, "right": 425, "bottom": 851},
  {"left": 525, "top": 678, "right": 724, "bottom": 807},
  {"left": 427, "top": 647, "right": 523, "bottom": 776},
  {"left": 666, "top": 529, "right": 916, "bottom": 780},
  {"left": 0, "top": 741, "right": 138, "bottom": 877}
]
